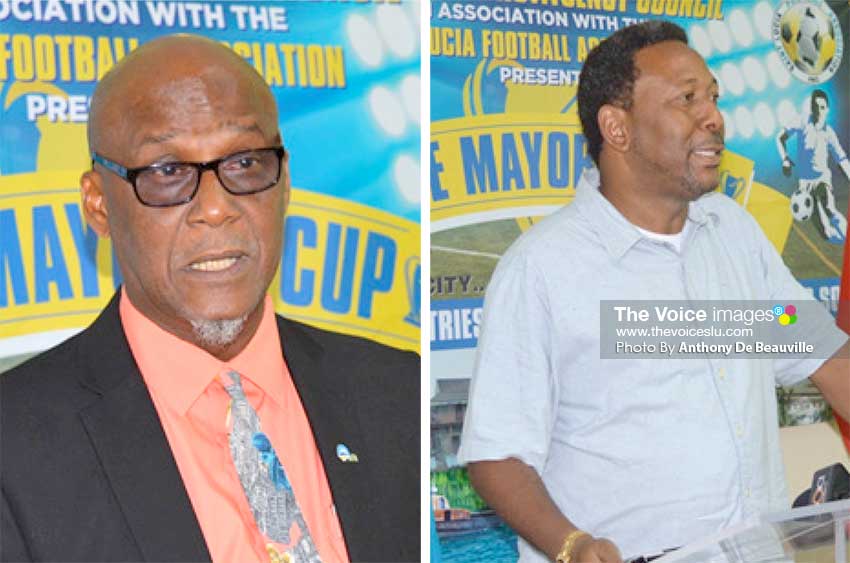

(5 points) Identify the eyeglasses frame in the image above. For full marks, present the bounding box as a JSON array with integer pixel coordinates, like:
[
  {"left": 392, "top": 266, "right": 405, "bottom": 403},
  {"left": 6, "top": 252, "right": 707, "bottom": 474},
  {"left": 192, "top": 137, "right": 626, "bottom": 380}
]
[{"left": 90, "top": 146, "right": 287, "bottom": 208}]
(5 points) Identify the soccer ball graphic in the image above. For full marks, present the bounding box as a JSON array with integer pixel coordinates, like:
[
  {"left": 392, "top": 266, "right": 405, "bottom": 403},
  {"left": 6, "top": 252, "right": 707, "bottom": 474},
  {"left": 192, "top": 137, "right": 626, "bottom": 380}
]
[
  {"left": 780, "top": 3, "right": 837, "bottom": 77},
  {"left": 790, "top": 189, "right": 814, "bottom": 221}
]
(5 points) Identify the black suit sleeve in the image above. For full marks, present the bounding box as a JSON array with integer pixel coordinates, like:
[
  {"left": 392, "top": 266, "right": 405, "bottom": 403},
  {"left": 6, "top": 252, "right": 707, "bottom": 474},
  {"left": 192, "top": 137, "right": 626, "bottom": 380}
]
[{"left": 1, "top": 488, "right": 32, "bottom": 562}]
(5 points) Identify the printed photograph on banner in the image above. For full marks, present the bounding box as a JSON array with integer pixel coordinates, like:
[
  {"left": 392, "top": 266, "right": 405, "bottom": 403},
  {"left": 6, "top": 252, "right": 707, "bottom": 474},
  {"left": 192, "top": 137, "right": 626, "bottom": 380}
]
[
  {"left": 429, "top": 2, "right": 850, "bottom": 562},
  {"left": 0, "top": 1, "right": 422, "bottom": 370}
]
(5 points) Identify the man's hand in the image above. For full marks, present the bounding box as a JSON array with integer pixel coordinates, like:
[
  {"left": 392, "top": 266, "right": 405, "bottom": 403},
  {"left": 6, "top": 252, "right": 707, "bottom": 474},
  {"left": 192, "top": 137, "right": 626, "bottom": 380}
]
[
  {"left": 467, "top": 458, "right": 624, "bottom": 562},
  {"left": 571, "top": 535, "right": 623, "bottom": 563}
]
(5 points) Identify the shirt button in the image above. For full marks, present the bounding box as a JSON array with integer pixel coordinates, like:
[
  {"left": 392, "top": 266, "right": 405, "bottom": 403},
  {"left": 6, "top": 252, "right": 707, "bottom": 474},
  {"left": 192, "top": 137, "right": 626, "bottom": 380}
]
[
  {"left": 718, "top": 368, "right": 726, "bottom": 380},
  {"left": 745, "top": 488, "right": 751, "bottom": 498},
  {"left": 736, "top": 425, "right": 743, "bottom": 437}
]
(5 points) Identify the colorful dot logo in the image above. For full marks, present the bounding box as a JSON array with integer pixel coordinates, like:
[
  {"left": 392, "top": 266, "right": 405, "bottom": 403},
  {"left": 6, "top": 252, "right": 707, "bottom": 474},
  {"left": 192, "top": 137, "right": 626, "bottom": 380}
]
[{"left": 774, "top": 304, "right": 797, "bottom": 326}]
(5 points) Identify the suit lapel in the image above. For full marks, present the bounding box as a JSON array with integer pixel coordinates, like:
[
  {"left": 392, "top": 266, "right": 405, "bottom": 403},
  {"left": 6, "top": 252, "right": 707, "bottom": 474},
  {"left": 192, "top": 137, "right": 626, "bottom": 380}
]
[
  {"left": 76, "top": 299, "right": 384, "bottom": 561},
  {"left": 277, "top": 317, "right": 379, "bottom": 561},
  {"left": 77, "top": 295, "right": 211, "bottom": 562}
]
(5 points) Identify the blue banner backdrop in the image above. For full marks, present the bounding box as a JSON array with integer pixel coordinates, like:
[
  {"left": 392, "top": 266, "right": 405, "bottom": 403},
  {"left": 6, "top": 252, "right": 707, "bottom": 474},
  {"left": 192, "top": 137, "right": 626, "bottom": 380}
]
[
  {"left": 0, "top": 0, "right": 422, "bottom": 358},
  {"left": 429, "top": 1, "right": 849, "bottom": 560}
]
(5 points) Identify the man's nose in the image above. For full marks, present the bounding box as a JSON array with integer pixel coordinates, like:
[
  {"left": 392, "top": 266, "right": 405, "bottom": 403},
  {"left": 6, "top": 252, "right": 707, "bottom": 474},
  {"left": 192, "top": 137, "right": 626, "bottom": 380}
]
[
  {"left": 702, "top": 102, "right": 724, "bottom": 136},
  {"left": 187, "top": 169, "right": 240, "bottom": 227}
]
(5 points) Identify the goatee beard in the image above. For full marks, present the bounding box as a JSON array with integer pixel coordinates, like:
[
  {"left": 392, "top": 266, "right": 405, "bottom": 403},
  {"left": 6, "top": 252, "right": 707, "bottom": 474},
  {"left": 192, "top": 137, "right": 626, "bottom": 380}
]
[{"left": 190, "top": 316, "right": 248, "bottom": 348}]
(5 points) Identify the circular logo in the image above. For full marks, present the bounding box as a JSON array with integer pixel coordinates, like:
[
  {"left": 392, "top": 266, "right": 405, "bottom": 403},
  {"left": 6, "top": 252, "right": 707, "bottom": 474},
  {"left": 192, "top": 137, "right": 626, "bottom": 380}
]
[
  {"left": 336, "top": 444, "right": 351, "bottom": 459},
  {"left": 772, "top": 0, "right": 843, "bottom": 84},
  {"left": 775, "top": 304, "right": 798, "bottom": 325}
]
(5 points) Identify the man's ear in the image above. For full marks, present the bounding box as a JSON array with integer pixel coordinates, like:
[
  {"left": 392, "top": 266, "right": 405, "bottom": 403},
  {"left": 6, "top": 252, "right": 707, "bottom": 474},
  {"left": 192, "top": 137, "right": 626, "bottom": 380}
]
[
  {"left": 80, "top": 169, "right": 110, "bottom": 238},
  {"left": 597, "top": 104, "right": 631, "bottom": 155}
]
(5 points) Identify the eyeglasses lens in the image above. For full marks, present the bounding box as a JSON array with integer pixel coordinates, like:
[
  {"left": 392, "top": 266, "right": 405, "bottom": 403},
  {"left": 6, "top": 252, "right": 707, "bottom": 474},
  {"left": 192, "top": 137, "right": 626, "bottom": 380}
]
[
  {"left": 135, "top": 149, "right": 281, "bottom": 206},
  {"left": 219, "top": 149, "right": 281, "bottom": 193}
]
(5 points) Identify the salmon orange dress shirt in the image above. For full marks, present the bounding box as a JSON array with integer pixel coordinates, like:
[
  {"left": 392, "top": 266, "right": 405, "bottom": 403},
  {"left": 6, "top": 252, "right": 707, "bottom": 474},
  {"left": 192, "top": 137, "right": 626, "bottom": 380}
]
[{"left": 120, "top": 292, "right": 349, "bottom": 563}]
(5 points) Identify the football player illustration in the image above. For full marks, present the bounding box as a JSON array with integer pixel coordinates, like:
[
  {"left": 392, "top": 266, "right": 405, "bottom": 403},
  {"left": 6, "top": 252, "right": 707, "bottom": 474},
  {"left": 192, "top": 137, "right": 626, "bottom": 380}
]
[{"left": 777, "top": 89, "right": 849, "bottom": 244}]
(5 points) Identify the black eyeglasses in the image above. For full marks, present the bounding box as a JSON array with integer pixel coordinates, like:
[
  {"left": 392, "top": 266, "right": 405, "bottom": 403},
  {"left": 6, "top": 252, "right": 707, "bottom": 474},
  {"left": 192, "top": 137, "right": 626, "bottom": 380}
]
[{"left": 91, "top": 146, "right": 287, "bottom": 208}]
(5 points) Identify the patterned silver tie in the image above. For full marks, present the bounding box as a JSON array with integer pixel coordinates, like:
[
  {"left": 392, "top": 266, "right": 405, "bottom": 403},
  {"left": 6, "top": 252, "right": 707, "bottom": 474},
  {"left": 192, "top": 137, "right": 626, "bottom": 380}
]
[{"left": 223, "top": 371, "right": 321, "bottom": 562}]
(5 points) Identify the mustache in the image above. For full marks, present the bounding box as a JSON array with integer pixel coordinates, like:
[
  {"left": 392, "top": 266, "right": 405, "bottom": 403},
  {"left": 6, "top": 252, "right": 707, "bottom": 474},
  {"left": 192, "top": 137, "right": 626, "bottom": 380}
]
[
  {"left": 703, "top": 133, "right": 725, "bottom": 146},
  {"left": 694, "top": 134, "right": 725, "bottom": 150}
]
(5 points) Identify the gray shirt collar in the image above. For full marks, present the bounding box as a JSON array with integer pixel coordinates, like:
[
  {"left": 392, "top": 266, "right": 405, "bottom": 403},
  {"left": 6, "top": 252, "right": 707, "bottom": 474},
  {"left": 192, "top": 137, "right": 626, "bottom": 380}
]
[{"left": 573, "top": 167, "right": 712, "bottom": 260}]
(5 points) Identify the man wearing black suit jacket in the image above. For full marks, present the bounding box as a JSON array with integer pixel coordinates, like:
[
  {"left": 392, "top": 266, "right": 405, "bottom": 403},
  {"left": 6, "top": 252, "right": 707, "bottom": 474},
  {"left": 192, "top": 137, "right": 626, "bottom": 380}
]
[{"left": 1, "top": 35, "right": 418, "bottom": 563}]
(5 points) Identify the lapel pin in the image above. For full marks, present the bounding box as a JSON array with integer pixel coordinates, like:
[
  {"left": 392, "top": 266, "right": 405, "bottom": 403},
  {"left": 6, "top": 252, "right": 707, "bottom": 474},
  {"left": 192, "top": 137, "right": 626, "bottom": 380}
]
[{"left": 336, "top": 443, "right": 359, "bottom": 463}]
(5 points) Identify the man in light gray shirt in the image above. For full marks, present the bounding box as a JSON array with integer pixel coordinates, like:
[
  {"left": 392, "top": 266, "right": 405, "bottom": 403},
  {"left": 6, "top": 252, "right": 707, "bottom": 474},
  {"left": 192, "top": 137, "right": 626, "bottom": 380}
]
[{"left": 459, "top": 21, "right": 850, "bottom": 563}]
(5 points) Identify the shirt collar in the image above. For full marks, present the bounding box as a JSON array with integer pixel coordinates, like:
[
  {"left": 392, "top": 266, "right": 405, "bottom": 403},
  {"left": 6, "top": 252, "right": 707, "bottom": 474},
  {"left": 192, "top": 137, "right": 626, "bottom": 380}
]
[
  {"left": 120, "top": 292, "right": 286, "bottom": 415},
  {"left": 573, "top": 167, "right": 712, "bottom": 260}
]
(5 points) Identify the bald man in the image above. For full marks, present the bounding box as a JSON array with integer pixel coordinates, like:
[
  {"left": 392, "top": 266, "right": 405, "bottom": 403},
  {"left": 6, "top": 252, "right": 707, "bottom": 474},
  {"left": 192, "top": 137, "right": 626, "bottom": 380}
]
[{"left": 1, "top": 35, "right": 419, "bottom": 563}]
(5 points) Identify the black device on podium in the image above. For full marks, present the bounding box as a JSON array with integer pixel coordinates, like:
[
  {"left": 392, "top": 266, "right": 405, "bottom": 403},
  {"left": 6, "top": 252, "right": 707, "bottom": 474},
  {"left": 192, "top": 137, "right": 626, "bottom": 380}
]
[{"left": 793, "top": 463, "right": 850, "bottom": 507}]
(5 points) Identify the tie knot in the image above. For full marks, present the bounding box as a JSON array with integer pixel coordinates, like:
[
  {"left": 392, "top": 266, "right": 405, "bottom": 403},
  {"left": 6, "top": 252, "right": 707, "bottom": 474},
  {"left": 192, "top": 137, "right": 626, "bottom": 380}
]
[{"left": 222, "top": 370, "right": 245, "bottom": 399}]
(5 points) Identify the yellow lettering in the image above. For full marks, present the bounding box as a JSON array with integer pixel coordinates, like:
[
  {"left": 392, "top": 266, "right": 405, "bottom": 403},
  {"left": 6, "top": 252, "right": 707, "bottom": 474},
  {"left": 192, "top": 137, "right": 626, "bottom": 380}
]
[
  {"left": 529, "top": 33, "right": 540, "bottom": 60},
  {"left": 34, "top": 35, "right": 55, "bottom": 81},
  {"left": 0, "top": 35, "right": 9, "bottom": 81},
  {"left": 231, "top": 41, "right": 251, "bottom": 62},
  {"left": 577, "top": 36, "right": 600, "bottom": 62},
  {"left": 541, "top": 35, "right": 553, "bottom": 60},
  {"left": 96, "top": 37, "right": 114, "bottom": 80},
  {"left": 54, "top": 36, "right": 72, "bottom": 81},
  {"left": 73, "top": 36, "right": 94, "bottom": 81},
  {"left": 12, "top": 34, "right": 33, "bottom": 80},
  {"left": 306, "top": 45, "right": 325, "bottom": 87},
  {"left": 251, "top": 42, "right": 264, "bottom": 76},
  {"left": 295, "top": 45, "right": 308, "bottom": 87},
  {"left": 279, "top": 44, "right": 297, "bottom": 86},
  {"left": 264, "top": 43, "right": 283, "bottom": 86},
  {"left": 326, "top": 46, "right": 345, "bottom": 88},
  {"left": 714, "top": 0, "right": 724, "bottom": 20}
]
